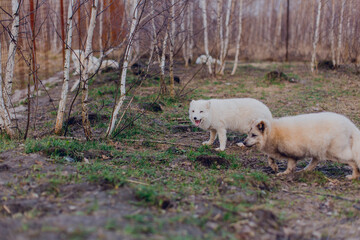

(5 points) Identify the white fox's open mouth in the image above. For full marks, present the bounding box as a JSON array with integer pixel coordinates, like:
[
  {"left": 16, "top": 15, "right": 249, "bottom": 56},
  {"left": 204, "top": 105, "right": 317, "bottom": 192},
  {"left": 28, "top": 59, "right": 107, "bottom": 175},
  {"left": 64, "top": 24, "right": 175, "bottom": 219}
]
[{"left": 195, "top": 119, "right": 201, "bottom": 126}]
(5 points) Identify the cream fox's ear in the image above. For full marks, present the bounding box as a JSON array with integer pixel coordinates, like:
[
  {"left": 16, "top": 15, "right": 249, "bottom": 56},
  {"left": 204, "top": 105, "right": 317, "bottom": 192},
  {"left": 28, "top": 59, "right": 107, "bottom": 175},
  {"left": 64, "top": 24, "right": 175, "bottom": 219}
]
[{"left": 255, "top": 120, "right": 267, "bottom": 133}]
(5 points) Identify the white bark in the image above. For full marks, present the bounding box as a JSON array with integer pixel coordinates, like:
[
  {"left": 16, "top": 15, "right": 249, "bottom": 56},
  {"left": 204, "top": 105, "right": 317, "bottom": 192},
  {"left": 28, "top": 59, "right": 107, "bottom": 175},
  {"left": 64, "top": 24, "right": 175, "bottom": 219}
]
[
  {"left": 52, "top": 0, "right": 60, "bottom": 52},
  {"left": 337, "top": 0, "right": 345, "bottom": 65},
  {"left": 0, "top": 38, "right": 15, "bottom": 137},
  {"left": 99, "top": 0, "right": 104, "bottom": 58},
  {"left": 231, "top": 0, "right": 243, "bottom": 75},
  {"left": 347, "top": 0, "right": 352, "bottom": 37},
  {"left": 220, "top": 0, "right": 232, "bottom": 74},
  {"left": 82, "top": 0, "right": 99, "bottom": 139},
  {"left": 330, "top": 0, "right": 336, "bottom": 66},
  {"left": 169, "top": 0, "right": 175, "bottom": 97},
  {"left": 217, "top": 0, "right": 224, "bottom": 71},
  {"left": 188, "top": 1, "right": 194, "bottom": 61},
  {"left": 311, "top": 0, "right": 322, "bottom": 72},
  {"left": 268, "top": 0, "right": 274, "bottom": 42},
  {"left": 274, "top": 0, "right": 283, "bottom": 46},
  {"left": 159, "top": 29, "right": 169, "bottom": 94},
  {"left": 55, "top": 0, "right": 76, "bottom": 134},
  {"left": 181, "top": 2, "right": 188, "bottom": 67},
  {"left": 148, "top": 0, "right": 159, "bottom": 65},
  {"left": 4, "top": 0, "right": 20, "bottom": 108},
  {"left": 106, "top": 0, "right": 139, "bottom": 137},
  {"left": 199, "top": 0, "right": 212, "bottom": 74}
]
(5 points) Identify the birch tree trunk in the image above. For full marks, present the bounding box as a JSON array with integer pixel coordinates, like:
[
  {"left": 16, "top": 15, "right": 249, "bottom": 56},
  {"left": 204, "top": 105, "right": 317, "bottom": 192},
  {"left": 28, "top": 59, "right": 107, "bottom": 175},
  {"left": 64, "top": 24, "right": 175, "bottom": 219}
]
[
  {"left": 60, "top": 0, "right": 65, "bottom": 64},
  {"left": 199, "top": 0, "right": 212, "bottom": 74},
  {"left": 4, "top": 0, "right": 20, "bottom": 108},
  {"left": 159, "top": 30, "right": 169, "bottom": 96},
  {"left": 181, "top": 3, "right": 188, "bottom": 67},
  {"left": 274, "top": 0, "right": 283, "bottom": 47},
  {"left": 220, "top": 0, "right": 232, "bottom": 75},
  {"left": 337, "top": 0, "right": 345, "bottom": 65},
  {"left": 231, "top": 0, "right": 243, "bottom": 75},
  {"left": 148, "top": 0, "right": 159, "bottom": 65},
  {"left": 106, "top": 0, "right": 139, "bottom": 137},
  {"left": 168, "top": 0, "right": 175, "bottom": 97},
  {"left": 330, "top": 0, "right": 336, "bottom": 67},
  {"left": 55, "top": 0, "right": 75, "bottom": 135},
  {"left": 0, "top": 39, "right": 15, "bottom": 138},
  {"left": 268, "top": 0, "right": 274, "bottom": 42},
  {"left": 217, "top": 0, "right": 224, "bottom": 72},
  {"left": 52, "top": 0, "right": 60, "bottom": 52},
  {"left": 82, "top": 0, "right": 99, "bottom": 140},
  {"left": 347, "top": 0, "right": 352, "bottom": 38},
  {"left": 188, "top": 1, "right": 194, "bottom": 62},
  {"left": 99, "top": 0, "right": 104, "bottom": 58},
  {"left": 311, "top": 0, "right": 322, "bottom": 72}
]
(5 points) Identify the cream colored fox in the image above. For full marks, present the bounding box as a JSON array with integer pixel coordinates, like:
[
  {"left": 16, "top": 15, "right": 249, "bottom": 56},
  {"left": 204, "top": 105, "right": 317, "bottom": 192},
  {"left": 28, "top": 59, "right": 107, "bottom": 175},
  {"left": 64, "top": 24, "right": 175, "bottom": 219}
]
[
  {"left": 243, "top": 112, "right": 360, "bottom": 180},
  {"left": 189, "top": 98, "right": 272, "bottom": 151}
]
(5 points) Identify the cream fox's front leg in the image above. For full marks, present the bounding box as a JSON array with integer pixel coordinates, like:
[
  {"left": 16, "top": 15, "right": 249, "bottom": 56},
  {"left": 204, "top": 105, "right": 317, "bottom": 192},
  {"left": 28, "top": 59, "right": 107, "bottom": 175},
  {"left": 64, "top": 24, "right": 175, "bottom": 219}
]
[
  {"left": 277, "top": 158, "right": 296, "bottom": 176},
  {"left": 202, "top": 129, "right": 217, "bottom": 146},
  {"left": 268, "top": 157, "right": 278, "bottom": 172}
]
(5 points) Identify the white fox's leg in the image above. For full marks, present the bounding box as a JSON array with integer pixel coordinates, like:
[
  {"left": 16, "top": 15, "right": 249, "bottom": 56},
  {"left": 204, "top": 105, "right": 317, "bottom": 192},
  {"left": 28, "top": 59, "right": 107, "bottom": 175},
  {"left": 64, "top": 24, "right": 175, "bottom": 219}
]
[{"left": 215, "top": 128, "right": 227, "bottom": 151}]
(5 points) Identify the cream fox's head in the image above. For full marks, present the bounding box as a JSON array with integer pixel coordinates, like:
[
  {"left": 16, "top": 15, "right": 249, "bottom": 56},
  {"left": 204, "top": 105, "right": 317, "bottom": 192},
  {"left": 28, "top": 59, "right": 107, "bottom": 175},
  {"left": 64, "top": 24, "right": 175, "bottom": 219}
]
[{"left": 243, "top": 119, "right": 271, "bottom": 148}]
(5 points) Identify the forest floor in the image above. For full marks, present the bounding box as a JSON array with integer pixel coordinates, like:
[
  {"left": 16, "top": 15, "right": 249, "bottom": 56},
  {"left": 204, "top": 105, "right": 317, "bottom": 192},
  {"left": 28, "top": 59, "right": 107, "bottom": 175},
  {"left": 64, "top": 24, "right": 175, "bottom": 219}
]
[{"left": 1, "top": 60, "right": 360, "bottom": 240}]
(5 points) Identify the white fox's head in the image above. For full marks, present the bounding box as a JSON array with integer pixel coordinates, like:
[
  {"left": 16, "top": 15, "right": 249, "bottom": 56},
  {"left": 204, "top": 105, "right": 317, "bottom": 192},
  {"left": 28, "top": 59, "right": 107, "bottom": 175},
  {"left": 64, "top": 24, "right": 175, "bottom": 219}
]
[{"left": 189, "top": 100, "right": 211, "bottom": 130}]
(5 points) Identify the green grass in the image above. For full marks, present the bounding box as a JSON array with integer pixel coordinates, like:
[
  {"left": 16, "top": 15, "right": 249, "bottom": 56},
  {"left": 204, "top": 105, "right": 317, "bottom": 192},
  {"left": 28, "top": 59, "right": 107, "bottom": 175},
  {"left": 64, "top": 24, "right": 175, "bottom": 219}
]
[{"left": 25, "top": 137, "right": 115, "bottom": 161}]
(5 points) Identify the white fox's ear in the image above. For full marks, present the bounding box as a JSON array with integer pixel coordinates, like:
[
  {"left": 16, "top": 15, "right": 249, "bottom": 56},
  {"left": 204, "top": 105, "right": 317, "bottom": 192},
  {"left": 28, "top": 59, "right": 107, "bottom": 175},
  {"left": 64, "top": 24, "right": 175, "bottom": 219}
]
[
  {"left": 206, "top": 101, "right": 211, "bottom": 109},
  {"left": 190, "top": 100, "right": 195, "bottom": 106}
]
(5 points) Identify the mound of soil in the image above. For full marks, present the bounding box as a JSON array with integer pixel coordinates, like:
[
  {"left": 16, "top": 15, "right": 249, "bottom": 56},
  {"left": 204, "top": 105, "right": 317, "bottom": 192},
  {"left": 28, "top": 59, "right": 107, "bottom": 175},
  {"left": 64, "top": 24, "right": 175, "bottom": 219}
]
[
  {"left": 131, "top": 62, "right": 146, "bottom": 76},
  {"left": 140, "top": 102, "right": 162, "bottom": 112},
  {"left": 66, "top": 113, "right": 109, "bottom": 126},
  {"left": 171, "top": 125, "right": 197, "bottom": 133},
  {"left": 196, "top": 155, "right": 230, "bottom": 169},
  {"left": 265, "top": 71, "right": 297, "bottom": 83},
  {"left": 317, "top": 60, "right": 335, "bottom": 70}
]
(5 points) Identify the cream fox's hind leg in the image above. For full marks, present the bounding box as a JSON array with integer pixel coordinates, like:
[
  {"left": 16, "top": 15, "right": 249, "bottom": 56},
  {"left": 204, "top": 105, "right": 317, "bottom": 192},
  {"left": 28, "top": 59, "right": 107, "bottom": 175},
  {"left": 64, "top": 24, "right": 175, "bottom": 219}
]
[
  {"left": 277, "top": 158, "right": 296, "bottom": 176},
  {"left": 302, "top": 157, "right": 320, "bottom": 172},
  {"left": 202, "top": 129, "right": 217, "bottom": 146},
  {"left": 346, "top": 162, "right": 360, "bottom": 180}
]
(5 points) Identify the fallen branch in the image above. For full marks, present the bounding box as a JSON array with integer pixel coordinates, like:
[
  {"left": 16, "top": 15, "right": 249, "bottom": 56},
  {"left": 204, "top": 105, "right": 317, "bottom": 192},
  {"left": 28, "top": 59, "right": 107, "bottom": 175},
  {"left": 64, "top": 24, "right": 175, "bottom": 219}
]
[
  {"left": 282, "top": 189, "right": 359, "bottom": 203},
  {"left": 127, "top": 179, "right": 149, "bottom": 186},
  {"left": 122, "top": 138, "right": 194, "bottom": 147}
]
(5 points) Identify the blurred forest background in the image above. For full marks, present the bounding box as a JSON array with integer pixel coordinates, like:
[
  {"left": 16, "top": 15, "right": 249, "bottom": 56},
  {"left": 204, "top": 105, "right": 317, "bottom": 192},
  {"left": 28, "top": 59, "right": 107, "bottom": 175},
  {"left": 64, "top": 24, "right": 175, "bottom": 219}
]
[{"left": 0, "top": 0, "right": 359, "bottom": 138}]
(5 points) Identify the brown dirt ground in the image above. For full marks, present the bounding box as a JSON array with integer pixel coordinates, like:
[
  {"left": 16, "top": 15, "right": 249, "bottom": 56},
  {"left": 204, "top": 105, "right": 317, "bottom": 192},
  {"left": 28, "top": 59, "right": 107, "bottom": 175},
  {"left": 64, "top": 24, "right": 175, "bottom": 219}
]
[{"left": 1, "top": 61, "right": 360, "bottom": 239}]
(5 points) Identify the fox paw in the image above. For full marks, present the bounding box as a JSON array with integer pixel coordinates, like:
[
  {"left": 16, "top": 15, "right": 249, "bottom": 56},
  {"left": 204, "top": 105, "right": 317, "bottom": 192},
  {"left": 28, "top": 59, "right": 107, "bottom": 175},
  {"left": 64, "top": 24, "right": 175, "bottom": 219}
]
[
  {"left": 236, "top": 142, "right": 245, "bottom": 147},
  {"left": 202, "top": 141, "right": 212, "bottom": 146},
  {"left": 346, "top": 174, "right": 359, "bottom": 180},
  {"left": 214, "top": 147, "right": 225, "bottom": 152},
  {"left": 270, "top": 164, "right": 279, "bottom": 173},
  {"left": 276, "top": 171, "right": 290, "bottom": 177}
]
